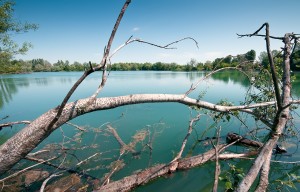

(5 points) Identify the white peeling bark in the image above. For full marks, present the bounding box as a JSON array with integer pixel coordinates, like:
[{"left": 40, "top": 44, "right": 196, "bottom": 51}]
[{"left": 0, "top": 94, "right": 291, "bottom": 175}]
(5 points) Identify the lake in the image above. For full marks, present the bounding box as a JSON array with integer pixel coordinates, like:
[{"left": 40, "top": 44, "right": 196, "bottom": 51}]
[{"left": 1, "top": 71, "right": 300, "bottom": 191}]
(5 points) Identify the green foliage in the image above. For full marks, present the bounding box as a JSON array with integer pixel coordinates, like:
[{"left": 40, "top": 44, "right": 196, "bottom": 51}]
[
  {"left": 219, "top": 163, "right": 245, "bottom": 191},
  {"left": 291, "top": 44, "right": 300, "bottom": 71},
  {"left": 245, "top": 49, "right": 256, "bottom": 63},
  {"left": 0, "top": 0, "right": 38, "bottom": 56},
  {"left": 0, "top": 0, "right": 38, "bottom": 73}
]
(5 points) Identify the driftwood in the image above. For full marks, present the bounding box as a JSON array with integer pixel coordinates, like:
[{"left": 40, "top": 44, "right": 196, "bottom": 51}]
[{"left": 226, "top": 132, "right": 263, "bottom": 148}]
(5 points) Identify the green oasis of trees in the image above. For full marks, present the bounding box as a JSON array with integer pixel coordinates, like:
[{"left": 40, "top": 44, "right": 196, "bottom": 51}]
[
  {"left": 1, "top": 47, "right": 300, "bottom": 74},
  {"left": 0, "top": 49, "right": 291, "bottom": 74}
]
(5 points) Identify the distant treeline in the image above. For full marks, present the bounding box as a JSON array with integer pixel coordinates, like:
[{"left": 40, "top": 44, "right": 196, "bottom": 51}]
[{"left": 1, "top": 49, "right": 300, "bottom": 74}]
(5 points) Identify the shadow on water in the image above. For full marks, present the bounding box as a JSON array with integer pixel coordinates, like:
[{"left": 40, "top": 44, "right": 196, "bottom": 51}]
[{"left": 0, "top": 76, "right": 29, "bottom": 109}]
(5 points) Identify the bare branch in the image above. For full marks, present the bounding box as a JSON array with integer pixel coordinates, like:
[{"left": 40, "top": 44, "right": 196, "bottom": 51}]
[
  {"left": 213, "top": 126, "right": 221, "bottom": 192},
  {"left": 184, "top": 67, "right": 250, "bottom": 96},
  {"left": 109, "top": 37, "right": 198, "bottom": 60},
  {"left": 0, "top": 120, "right": 31, "bottom": 129},
  {"left": 237, "top": 23, "right": 283, "bottom": 40},
  {"left": 171, "top": 114, "right": 201, "bottom": 162},
  {"left": 45, "top": 0, "right": 132, "bottom": 132},
  {"left": 65, "top": 122, "right": 86, "bottom": 132}
]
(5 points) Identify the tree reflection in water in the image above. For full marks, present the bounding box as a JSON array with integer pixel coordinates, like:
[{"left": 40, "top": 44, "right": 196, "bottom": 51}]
[{"left": 0, "top": 76, "right": 29, "bottom": 109}]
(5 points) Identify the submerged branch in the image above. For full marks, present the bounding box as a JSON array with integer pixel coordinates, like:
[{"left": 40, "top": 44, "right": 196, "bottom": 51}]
[{"left": 95, "top": 146, "right": 258, "bottom": 192}]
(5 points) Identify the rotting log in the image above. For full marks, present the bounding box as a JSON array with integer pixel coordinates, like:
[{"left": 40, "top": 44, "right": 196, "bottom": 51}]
[{"left": 226, "top": 132, "right": 263, "bottom": 148}]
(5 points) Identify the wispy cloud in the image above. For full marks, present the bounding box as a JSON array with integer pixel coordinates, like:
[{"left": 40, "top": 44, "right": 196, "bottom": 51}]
[{"left": 132, "top": 27, "right": 140, "bottom": 32}]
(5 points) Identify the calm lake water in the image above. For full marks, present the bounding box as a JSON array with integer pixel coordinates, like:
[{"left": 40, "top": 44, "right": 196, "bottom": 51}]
[{"left": 0, "top": 71, "right": 300, "bottom": 191}]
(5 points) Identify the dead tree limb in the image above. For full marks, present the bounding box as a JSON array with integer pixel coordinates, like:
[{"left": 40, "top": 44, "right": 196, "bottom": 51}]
[
  {"left": 109, "top": 37, "right": 199, "bottom": 60},
  {"left": 1, "top": 93, "right": 299, "bottom": 175},
  {"left": 46, "top": 0, "right": 132, "bottom": 132},
  {"left": 171, "top": 114, "right": 201, "bottom": 162}
]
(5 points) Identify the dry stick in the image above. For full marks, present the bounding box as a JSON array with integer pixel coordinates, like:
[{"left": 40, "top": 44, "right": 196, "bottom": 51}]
[
  {"left": 171, "top": 114, "right": 201, "bottom": 162},
  {"left": 28, "top": 150, "right": 50, "bottom": 157},
  {"left": 0, "top": 120, "right": 31, "bottom": 128},
  {"left": 169, "top": 114, "right": 201, "bottom": 172},
  {"left": 212, "top": 126, "right": 222, "bottom": 192},
  {"left": 46, "top": 0, "right": 132, "bottom": 131}
]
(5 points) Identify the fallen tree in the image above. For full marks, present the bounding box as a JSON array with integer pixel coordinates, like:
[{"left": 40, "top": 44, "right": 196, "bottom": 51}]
[{"left": 0, "top": 0, "right": 300, "bottom": 191}]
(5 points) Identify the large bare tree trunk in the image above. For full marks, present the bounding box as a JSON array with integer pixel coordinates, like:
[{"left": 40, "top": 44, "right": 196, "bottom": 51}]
[{"left": 0, "top": 94, "right": 278, "bottom": 175}]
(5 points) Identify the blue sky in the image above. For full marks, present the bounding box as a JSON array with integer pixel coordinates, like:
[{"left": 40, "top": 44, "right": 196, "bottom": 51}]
[{"left": 13, "top": 0, "right": 300, "bottom": 64}]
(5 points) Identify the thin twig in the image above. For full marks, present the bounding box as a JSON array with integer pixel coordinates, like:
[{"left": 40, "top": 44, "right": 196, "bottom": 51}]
[
  {"left": 0, "top": 157, "right": 57, "bottom": 183},
  {"left": 0, "top": 120, "right": 31, "bottom": 129},
  {"left": 40, "top": 172, "right": 63, "bottom": 192},
  {"left": 171, "top": 114, "right": 201, "bottom": 162}
]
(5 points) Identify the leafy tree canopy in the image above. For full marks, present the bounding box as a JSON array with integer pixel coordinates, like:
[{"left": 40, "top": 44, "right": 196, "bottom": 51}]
[{"left": 0, "top": 0, "right": 38, "bottom": 61}]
